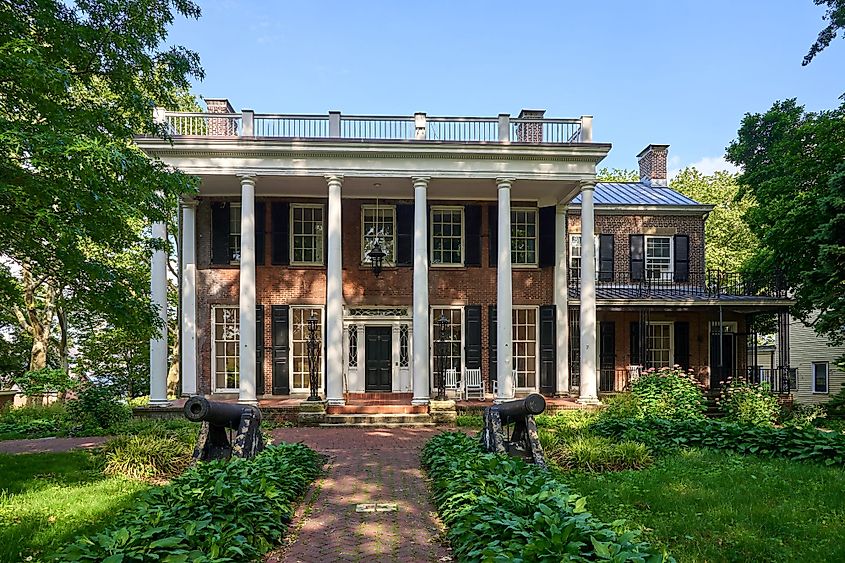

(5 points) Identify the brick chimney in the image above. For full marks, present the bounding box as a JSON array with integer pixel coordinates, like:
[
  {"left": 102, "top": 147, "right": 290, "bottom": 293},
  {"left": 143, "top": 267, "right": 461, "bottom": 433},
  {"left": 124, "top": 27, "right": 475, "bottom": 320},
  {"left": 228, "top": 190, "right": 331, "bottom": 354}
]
[
  {"left": 637, "top": 144, "right": 669, "bottom": 187},
  {"left": 516, "top": 109, "right": 545, "bottom": 143},
  {"left": 205, "top": 98, "right": 238, "bottom": 136}
]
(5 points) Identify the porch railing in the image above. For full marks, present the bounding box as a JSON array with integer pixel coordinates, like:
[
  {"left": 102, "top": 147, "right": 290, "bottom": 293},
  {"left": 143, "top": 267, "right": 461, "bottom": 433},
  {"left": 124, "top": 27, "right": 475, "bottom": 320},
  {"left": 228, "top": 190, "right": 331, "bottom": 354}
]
[
  {"left": 568, "top": 270, "right": 788, "bottom": 300},
  {"left": 157, "top": 110, "right": 589, "bottom": 144},
  {"left": 738, "top": 367, "right": 797, "bottom": 394}
]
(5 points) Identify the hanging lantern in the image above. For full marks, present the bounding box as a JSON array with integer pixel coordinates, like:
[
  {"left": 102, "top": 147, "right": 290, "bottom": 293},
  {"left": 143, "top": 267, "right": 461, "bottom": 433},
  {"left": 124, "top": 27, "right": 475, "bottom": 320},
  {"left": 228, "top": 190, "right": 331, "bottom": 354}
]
[{"left": 368, "top": 240, "right": 386, "bottom": 277}]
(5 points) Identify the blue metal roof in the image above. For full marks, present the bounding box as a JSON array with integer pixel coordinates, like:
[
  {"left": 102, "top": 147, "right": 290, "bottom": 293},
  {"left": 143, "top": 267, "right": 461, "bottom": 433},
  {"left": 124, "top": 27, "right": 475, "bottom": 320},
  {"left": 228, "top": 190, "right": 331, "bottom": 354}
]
[{"left": 571, "top": 182, "right": 702, "bottom": 206}]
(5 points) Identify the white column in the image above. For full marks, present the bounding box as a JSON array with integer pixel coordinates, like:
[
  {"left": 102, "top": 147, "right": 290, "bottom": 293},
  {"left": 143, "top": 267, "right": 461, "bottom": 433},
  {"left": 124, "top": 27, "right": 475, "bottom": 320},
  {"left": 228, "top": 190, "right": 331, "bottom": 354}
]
[
  {"left": 578, "top": 181, "right": 599, "bottom": 404},
  {"left": 412, "top": 177, "right": 430, "bottom": 405},
  {"left": 238, "top": 175, "right": 257, "bottom": 405},
  {"left": 149, "top": 219, "right": 169, "bottom": 406},
  {"left": 325, "top": 175, "right": 345, "bottom": 405},
  {"left": 180, "top": 199, "right": 198, "bottom": 396},
  {"left": 554, "top": 205, "right": 569, "bottom": 396},
  {"left": 496, "top": 178, "right": 514, "bottom": 400}
]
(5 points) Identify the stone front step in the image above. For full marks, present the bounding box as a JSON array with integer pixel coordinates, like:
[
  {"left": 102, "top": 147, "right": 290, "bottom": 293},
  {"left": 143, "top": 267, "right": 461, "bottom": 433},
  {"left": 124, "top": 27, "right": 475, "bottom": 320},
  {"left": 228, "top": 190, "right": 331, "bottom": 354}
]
[
  {"left": 344, "top": 392, "right": 413, "bottom": 404},
  {"left": 327, "top": 404, "right": 428, "bottom": 415},
  {"left": 320, "top": 413, "right": 434, "bottom": 426}
]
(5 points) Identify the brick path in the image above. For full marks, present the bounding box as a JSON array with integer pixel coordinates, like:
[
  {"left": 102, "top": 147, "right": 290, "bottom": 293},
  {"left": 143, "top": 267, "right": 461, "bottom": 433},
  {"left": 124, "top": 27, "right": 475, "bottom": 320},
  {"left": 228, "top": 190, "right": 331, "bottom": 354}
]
[
  {"left": 0, "top": 436, "right": 109, "bottom": 454},
  {"left": 266, "top": 427, "right": 452, "bottom": 563}
]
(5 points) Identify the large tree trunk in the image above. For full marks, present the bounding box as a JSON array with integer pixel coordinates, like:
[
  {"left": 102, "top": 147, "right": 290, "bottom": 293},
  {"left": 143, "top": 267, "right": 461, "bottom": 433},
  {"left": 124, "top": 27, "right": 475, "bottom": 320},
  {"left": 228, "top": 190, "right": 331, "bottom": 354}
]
[
  {"left": 57, "top": 306, "right": 69, "bottom": 373},
  {"left": 13, "top": 265, "right": 56, "bottom": 372}
]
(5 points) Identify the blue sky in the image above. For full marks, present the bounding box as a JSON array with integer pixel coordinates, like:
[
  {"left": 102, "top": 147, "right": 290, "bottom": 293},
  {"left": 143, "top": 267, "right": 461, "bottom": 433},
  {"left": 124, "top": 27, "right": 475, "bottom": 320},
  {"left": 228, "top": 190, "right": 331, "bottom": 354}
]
[{"left": 169, "top": 1, "right": 844, "bottom": 173}]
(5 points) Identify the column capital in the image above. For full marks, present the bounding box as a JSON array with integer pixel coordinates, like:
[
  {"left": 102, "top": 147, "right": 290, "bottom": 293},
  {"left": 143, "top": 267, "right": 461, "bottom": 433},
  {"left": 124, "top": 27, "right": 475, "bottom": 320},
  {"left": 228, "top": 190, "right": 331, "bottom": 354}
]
[
  {"left": 239, "top": 173, "right": 256, "bottom": 187},
  {"left": 411, "top": 176, "right": 430, "bottom": 187},
  {"left": 180, "top": 196, "right": 198, "bottom": 208},
  {"left": 579, "top": 179, "right": 596, "bottom": 190},
  {"left": 325, "top": 174, "right": 344, "bottom": 187},
  {"left": 496, "top": 177, "right": 516, "bottom": 188}
]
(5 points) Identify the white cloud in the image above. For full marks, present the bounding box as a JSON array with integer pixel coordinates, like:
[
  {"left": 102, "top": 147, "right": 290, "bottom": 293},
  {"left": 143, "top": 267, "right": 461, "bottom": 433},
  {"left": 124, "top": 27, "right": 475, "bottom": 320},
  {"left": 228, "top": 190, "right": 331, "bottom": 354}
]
[{"left": 669, "top": 156, "right": 741, "bottom": 179}]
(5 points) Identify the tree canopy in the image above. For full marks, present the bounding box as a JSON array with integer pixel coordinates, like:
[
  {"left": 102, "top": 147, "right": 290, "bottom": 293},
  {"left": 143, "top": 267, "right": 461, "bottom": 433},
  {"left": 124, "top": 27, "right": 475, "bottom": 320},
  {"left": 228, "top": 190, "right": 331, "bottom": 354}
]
[
  {"left": 726, "top": 99, "right": 845, "bottom": 346},
  {"left": 804, "top": 0, "right": 845, "bottom": 65},
  {"left": 597, "top": 168, "right": 640, "bottom": 182},
  {"left": 0, "top": 0, "right": 202, "bottom": 340}
]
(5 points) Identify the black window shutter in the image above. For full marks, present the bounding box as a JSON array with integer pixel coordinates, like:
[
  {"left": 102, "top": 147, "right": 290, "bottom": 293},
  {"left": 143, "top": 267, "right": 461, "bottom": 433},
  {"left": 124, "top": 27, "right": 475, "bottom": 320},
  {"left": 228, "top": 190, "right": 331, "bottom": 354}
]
[
  {"left": 674, "top": 321, "right": 690, "bottom": 371},
  {"left": 255, "top": 202, "right": 266, "bottom": 266},
  {"left": 539, "top": 305, "right": 556, "bottom": 394},
  {"left": 674, "top": 235, "right": 689, "bottom": 282},
  {"left": 488, "top": 305, "right": 497, "bottom": 391},
  {"left": 464, "top": 205, "right": 482, "bottom": 267},
  {"left": 630, "top": 321, "right": 641, "bottom": 365},
  {"left": 488, "top": 205, "right": 498, "bottom": 268},
  {"left": 395, "top": 204, "right": 414, "bottom": 266},
  {"left": 211, "top": 202, "right": 230, "bottom": 265},
  {"left": 271, "top": 305, "right": 290, "bottom": 395},
  {"left": 427, "top": 204, "right": 432, "bottom": 262},
  {"left": 256, "top": 305, "right": 265, "bottom": 394},
  {"left": 599, "top": 234, "right": 614, "bottom": 281},
  {"left": 630, "top": 234, "right": 645, "bottom": 281},
  {"left": 271, "top": 202, "right": 290, "bottom": 266},
  {"left": 465, "top": 305, "right": 482, "bottom": 369},
  {"left": 538, "top": 206, "right": 556, "bottom": 268}
]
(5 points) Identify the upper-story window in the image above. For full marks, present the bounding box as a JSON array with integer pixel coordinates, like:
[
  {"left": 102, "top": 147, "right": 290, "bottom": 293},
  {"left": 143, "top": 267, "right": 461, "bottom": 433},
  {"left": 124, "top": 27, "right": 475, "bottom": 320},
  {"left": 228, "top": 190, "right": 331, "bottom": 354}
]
[
  {"left": 431, "top": 206, "right": 463, "bottom": 266},
  {"left": 229, "top": 204, "right": 241, "bottom": 263},
  {"left": 291, "top": 204, "right": 325, "bottom": 265},
  {"left": 569, "top": 234, "right": 599, "bottom": 280},
  {"left": 362, "top": 205, "right": 396, "bottom": 265},
  {"left": 645, "top": 236, "right": 673, "bottom": 280},
  {"left": 511, "top": 209, "right": 538, "bottom": 265}
]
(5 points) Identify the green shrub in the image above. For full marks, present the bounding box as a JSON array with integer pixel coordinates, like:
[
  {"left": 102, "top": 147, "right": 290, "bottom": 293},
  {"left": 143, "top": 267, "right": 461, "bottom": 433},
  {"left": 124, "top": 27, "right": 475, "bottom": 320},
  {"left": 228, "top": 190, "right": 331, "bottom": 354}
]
[
  {"left": 781, "top": 403, "right": 828, "bottom": 428},
  {"left": 0, "top": 403, "right": 67, "bottom": 439},
  {"left": 630, "top": 366, "right": 706, "bottom": 420},
  {"left": 101, "top": 430, "right": 195, "bottom": 481},
  {"left": 592, "top": 417, "right": 845, "bottom": 467},
  {"left": 12, "top": 367, "right": 77, "bottom": 396},
  {"left": 718, "top": 380, "right": 779, "bottom": 426},
  {"left": 824, "top": 383, "right": 845, "bottom": 419},
  {"left": 547, "top": 434, "right": 652, "bottom": 473},
  {"left": 598, "top": 393, "right": 642, "bottom": 421},
  {"left": 65, "top": 385, "right": 130, "bottom": 435},
  {"left": 422, "top": 432, "right": 672, "bottom": 562},
  {"left": 455, "top": 414, "right": 483, "bottom": 428},
  {"left": 57, "top": 442, "right": 324, "bottom": 562}
]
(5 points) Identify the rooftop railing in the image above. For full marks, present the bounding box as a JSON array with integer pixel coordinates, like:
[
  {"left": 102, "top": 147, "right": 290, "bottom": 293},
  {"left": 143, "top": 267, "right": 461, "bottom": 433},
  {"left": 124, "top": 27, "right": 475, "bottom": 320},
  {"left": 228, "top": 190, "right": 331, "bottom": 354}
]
[{"left": 154, "top": 109, "right": 591, "bottom": 144}]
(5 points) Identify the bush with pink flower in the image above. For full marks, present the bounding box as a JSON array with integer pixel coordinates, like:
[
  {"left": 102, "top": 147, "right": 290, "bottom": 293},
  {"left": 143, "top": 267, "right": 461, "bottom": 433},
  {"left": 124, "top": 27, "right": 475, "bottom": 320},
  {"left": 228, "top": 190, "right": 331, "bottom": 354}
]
[
  {"left": 629, "top": 365, "right": 707, "bottom": 420},
  {"left": 718, "top": 379, "right": 779, "bottom": 426}
]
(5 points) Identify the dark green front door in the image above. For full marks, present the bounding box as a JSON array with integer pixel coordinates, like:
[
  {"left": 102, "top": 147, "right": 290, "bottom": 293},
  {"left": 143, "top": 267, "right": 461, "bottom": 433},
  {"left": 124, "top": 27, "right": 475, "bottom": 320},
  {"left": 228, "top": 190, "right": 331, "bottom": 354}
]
[{"left": 365, "top": 327, "right": 392, "bottom": 391}]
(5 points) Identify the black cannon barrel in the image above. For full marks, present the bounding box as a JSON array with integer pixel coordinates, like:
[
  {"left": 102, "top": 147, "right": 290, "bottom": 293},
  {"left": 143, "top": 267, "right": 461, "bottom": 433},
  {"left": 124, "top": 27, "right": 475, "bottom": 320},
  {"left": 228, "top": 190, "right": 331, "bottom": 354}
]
[
  {"left": 496, "top": 393, "right": 546, "bottom": 424},
  {"left": 184, "top": 396, "right": 260, "bottom": 429}
]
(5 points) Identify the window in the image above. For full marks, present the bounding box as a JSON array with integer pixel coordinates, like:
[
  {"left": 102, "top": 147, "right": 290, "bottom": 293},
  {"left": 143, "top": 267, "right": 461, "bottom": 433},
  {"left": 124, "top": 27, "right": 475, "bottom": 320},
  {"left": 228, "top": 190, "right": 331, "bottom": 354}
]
[
  {"left": 646, "top": 322, "right": 673, "bottom": 368},
  {"left": 212, "top": 307, "right": 239, "bottom": 390},
  {"left": 432, "top": 308, "right": 462, "bottom": 374},
  {"left": 399, "top": 324, "right": 410, "bottom": 368},
  {"left": 361, "top": 205, "right": 396, "bottom": 265},
  {"left": 347, "top": 324, "right": 358, "bottom": 368},
  {"left": 569, "top": 234, "right": 599, "bottom": 280},
  {"left": 513, "top": 308, "right": 538, "bottom": 388},
  {"left": 229, "top": 204, "right": 241, "bottom": 263},
  {"left": 645, "top": 236, "right": 673, "bottom": 280},
  {"left": 291, "top": 204, "right": 325, "bottom": 265},
  {"left": 291, "top": 307, "right": 323, "bottom": 390},
  {"left": 813, "top": 362, "right": 829, "bottom": 394},
  {"left": 511, "top": 209, "right": 537, "bottom": 265},
  {"left": 430, "top": 207, "right": 463, "bottom": 265}
]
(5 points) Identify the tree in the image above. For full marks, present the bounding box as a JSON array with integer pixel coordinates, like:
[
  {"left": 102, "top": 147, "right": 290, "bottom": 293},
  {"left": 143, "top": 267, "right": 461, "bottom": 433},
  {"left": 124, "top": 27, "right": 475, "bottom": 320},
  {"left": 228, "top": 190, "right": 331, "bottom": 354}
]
[
  {"left": 726, "top": 99, "right": 845, "bottom": 348},
  {"left": 75, "top": 325, "right": 150, "bottom": 399},
  {"left": 670, "top": 168, "right": 758, "bottom": 272},
  {"left": 804, "top": 0, "right": 845, "bottom": 65},
  {"left": 0, "top": 0, "right": 203, "bottom": 347},
  {"left": 598, "top": 168, "right": 640, "bottom": 182}
]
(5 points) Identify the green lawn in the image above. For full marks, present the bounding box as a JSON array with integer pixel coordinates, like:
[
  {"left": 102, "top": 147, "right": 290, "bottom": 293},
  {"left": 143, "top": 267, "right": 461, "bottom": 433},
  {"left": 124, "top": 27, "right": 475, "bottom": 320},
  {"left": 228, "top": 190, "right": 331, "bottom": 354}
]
[
  {"left": 563, "top": 448, "right": 845, "bottom": 562},
  {"left": 0, "top": 451, "right": 150, "bottom": 562}
]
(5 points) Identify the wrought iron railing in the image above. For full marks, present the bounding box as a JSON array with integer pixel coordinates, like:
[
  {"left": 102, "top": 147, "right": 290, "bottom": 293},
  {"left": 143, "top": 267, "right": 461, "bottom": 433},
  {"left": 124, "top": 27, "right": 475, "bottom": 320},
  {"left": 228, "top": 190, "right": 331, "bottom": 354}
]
[
  {"left": 568, "top": 270, "right": 788, "bottom": 300},
  {"left": 738, "top": 367, "right": 797, "bottom": 394}
]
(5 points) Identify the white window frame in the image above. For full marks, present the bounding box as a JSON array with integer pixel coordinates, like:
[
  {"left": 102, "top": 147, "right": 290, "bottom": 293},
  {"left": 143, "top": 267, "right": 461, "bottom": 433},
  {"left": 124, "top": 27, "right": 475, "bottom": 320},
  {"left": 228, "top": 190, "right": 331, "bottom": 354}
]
[
  {"left": 645, "top": 235, "right": 673, "bottom": 281},
  {"left": 812, "top": 362, "right": 829, "bottom": 394},
  {"left": 212, "top": 305, "right": 240, "bottom": 392},
  {"left": 290, "top": 305, "right": 325, "bottom": 393},
  {"left": 290, "top": 203, "right": 325, "bottom": 266},
  {"left": 513, "top": 306, "right": 539, "bottom": 390},
  {"left": 430, "top": 306, "right": 464, "bottom": 388},
  {"left": 361, "top": 204, "right": 397, "bottom": 266},
  {"left": 229, "top": 203, "right": 241, "bottom": 265},
  {"left": 430, "top": 206, "right": 464, "bottom": 267},
  {"left": 511, "top": 208, "right": 538, "bottom": 267},
  {"left": 646, "top": 321, "right": 674, "bottom": 368},
  {"left": 569, "top": 234, "right": 600, "bottom": 281}
]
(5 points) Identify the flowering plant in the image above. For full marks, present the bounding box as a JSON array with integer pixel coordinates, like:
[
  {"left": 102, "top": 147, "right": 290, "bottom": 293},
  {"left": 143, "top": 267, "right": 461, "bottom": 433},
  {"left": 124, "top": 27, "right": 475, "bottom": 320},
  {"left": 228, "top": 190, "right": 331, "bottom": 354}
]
[
  {"left": 630, "top": 365, "right": 707, "bottom": 420},
  {"left": 718, "top": 378, "right": 779, "bottom": 427}
]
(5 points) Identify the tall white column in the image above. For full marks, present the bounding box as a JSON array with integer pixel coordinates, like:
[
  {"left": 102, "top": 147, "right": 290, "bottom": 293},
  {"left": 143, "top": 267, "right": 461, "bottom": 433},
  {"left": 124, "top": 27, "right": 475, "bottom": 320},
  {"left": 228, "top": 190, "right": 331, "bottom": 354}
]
[
  {"left": 554, "top": 205, "right": 570, "bottom": 396},
  {"left": 238, "top": 175, "right": 258, "bottom": 405},
  {"left": 180, "top": 199, "right": 198, "bottom": 396},
  {"left": 578, "top": 181, "right": 599, "bottom": 404},
  {"left": 412, "top": 177, "right": 430, "bottom": 405},
  {"left": 149, "top": 219, "right": 169, "bottom": 406},
  {"left": 325, "top": 175, "right": 345, "bottom": 405},
  {"left": 496, "top": 178, "right": 514, "bottom": 400}
]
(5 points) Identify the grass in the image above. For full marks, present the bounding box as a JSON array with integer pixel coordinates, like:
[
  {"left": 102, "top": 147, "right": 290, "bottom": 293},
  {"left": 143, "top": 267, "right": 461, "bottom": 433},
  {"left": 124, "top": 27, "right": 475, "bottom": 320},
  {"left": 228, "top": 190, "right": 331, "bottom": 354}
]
[
  {"left": 0, "top": 451, "right": 150, "bottom": 562},
  {"left": 563, "top": 448, "right": 845, "bottom": 562}
]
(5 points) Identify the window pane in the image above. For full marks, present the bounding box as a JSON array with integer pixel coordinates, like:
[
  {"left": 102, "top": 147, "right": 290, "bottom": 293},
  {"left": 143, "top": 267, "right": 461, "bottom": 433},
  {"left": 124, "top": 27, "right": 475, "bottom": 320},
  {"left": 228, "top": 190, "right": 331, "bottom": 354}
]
[
  {"left": 291, "top": 308, "right": 323, "bottom": 390},
  {"left": 513, "top": 308, "right": 537, "bottom": 388},
  {"left": 511, "top": 209, "right": 537, "bottom": 265},
  {"left": 213, "top": 306, "right": 240, "bottom": 389},
  {"left": 362, "top": 206, "right": 396, "bottom": 264},
  {"left": 431, "top": 208, "right": 463, "bottom": 265},
  {"left": 292, "top": 206, "right": 325, "bottom": 264},
  {"left": 432, "top": 308, "right": 462, "bottom": 374},
  {"left": 814, "top": 363, "right": 828, "bottom": 392}
]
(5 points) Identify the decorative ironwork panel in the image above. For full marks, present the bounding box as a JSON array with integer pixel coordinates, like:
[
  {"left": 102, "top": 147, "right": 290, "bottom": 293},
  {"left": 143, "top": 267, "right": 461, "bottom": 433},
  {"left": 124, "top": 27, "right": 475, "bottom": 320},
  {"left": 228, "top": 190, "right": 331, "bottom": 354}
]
[
  {"left": 348, "top": 307, "right": 409, "bottom": 318},
  {"left": 348, "top": 325, "right": 358, "bottom": 368},
  {"left": 399, "top": 324, "right": 409, "bottom": 367}
]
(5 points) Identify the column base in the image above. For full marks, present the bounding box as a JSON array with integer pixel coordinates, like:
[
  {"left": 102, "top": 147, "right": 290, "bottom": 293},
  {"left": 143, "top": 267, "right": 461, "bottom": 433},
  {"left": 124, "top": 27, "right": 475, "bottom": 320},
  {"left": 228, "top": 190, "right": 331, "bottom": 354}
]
[
  {"left": 147, "top": 399, "right": 171, "bottom": 407},
  {"left": 326, "top": 398, "right": 346, "bottom": 406},
  {"left": 411, "top": 398, "right": 430, "bottom": 406},
  {"left": 576, "top": 397, "right": 601, "bottom": 406}
]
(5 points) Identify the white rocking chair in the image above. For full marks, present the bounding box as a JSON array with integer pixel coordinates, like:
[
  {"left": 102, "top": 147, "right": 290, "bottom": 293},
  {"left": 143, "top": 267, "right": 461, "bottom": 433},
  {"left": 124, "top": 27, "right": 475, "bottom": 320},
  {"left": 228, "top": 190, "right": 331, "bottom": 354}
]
[
  {"left": 492, "top": 370, "right": 518, "bottom": 400},
  {"left": 463, "top": 368, "right": 483, "bottom": 400},
  {"left": 445, "top": 368, "right": 460, "bottom": 398}
]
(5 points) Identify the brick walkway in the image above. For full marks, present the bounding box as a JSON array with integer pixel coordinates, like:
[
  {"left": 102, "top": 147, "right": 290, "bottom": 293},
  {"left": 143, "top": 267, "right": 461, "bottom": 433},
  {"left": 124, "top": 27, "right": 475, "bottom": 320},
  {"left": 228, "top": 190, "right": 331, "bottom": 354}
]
[
  {"left": 0, "top": 436, "right": 109, "bottom": 454},
  {"left": 266, "top": 427, "right": 452, "bottom": 563}
]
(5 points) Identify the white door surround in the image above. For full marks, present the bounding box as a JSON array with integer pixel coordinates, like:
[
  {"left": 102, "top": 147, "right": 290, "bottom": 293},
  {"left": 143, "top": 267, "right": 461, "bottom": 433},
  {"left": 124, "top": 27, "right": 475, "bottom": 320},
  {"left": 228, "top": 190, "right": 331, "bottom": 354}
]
[{"left": 343, "top": 307, "right": 413, "bottom": 394}]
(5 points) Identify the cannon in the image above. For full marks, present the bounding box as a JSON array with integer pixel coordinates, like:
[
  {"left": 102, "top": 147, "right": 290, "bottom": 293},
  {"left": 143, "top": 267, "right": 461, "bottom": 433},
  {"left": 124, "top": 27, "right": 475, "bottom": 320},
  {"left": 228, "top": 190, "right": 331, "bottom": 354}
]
[
  {"left": 183, "top": 397, "right": 265, "bottom": 461},
  {"left": 480, "top": 393, "right": 546, "bottom": 466}
]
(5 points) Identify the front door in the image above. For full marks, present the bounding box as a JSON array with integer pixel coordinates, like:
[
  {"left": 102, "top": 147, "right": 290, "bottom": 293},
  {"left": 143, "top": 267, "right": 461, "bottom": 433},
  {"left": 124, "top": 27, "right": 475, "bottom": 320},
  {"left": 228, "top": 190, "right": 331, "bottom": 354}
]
[
  {"left": 365, "top": 327, "right": 392, "bottom": 391},
  {"left": 709, "top": 333, "right": 736, "bottom": 389}
]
